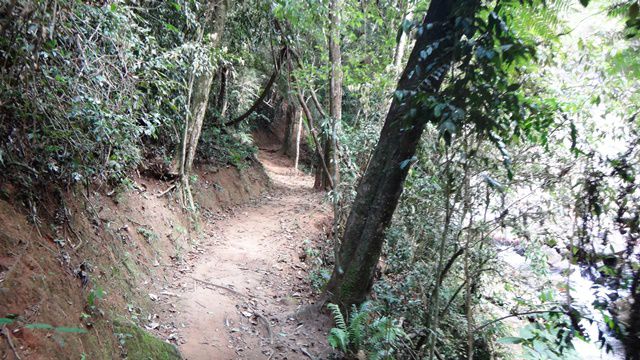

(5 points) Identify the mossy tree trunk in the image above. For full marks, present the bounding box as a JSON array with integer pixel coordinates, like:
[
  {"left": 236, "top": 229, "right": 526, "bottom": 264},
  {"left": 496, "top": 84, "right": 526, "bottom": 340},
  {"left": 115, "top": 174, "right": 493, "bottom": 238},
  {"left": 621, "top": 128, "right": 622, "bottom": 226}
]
[{"left": 326, "top": 0, "right": 479, "bottom": 307}]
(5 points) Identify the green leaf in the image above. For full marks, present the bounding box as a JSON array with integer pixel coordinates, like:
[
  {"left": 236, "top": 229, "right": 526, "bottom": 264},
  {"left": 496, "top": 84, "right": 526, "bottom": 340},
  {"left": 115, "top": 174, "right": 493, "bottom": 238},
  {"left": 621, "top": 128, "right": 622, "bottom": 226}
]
[
  {"left": 434, "top": 103, "right": 447, "bottom": 118},
  {"left": 0, "top": 318, "right": 14, "bottom": 325},
  {"left": 630, "top": 3, "right": 639, "bottom": 20},
  {"left": 497, "top": 336, "right": 524, "bottom": 344},
  {"left": 26, "top": 323, "right": 55, "bottom": 330},
  {"left": 55, "top": 326, "right": 87, "bottom": 334},
  {"left": 163, "top": 23, "right": 180, "bottom": 34},
  {"left": 579, "top": 0, "right": 589, "bottom": 7},
  {"left": 170, "top": 1, "right": 182, "bottom": 11}
]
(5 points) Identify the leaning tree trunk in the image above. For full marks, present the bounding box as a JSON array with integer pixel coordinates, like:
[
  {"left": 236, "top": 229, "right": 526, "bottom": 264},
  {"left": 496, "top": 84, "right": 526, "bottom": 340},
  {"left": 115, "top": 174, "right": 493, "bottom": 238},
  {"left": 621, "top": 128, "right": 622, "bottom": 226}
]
[
  {"left": 315, "top": 0, "right": 342, "bottom": 190},
  {"left": 326, "top": 0, "right": 479, "bottom": 307}
]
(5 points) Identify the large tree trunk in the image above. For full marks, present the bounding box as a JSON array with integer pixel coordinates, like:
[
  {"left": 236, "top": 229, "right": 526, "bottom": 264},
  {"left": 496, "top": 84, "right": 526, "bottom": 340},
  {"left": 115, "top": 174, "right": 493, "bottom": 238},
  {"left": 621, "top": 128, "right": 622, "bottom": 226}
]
[
  {"left": 326, "top": 0, "right": 479, "bottom": 307},
  {"left": 315, "top": 0, "right": 342, "bottom": 190}
]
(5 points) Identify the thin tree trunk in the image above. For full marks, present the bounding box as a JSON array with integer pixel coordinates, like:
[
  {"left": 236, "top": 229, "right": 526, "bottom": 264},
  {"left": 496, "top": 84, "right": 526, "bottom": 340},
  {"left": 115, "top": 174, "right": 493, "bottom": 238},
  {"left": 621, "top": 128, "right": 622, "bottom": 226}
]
[
  {"left": 393, "top": 4, "right": 414, "bottom": 76},
  {"left": 326, "top": 0, "right": 479, "bottom": 307},
  {"left": 173, "top": 0, "right": 227, "bottom": 209},
  {"left": 281, "top": 102, "right": 302, "bottom": 158},
  {"left": 294, "top": 110, "right": 302, "bottom": 172},
  {"left": 281, "top": 102, "right": 294, "bottom": 155},
  {"left": 427, "top": 151, "right": 453, "bottom": 360},
  {"left": 185, "top": 70, "right": 215, "bottom": 174},
  {"left": 315, "top": 0, "right": 342, "bottom": 190},
  {"left": 214, "top": 65, "right": 229, "bottom": 124},
  {"left": 297, "top": 90, "right": 334, "bottom": 189}
]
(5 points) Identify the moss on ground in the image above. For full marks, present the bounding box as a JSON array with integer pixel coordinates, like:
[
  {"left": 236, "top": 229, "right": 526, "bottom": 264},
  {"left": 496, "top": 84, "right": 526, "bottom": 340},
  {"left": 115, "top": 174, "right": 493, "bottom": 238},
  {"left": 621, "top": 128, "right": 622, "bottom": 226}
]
[{"left": 114, "top": 320, "right": 182, "bottom": 360}]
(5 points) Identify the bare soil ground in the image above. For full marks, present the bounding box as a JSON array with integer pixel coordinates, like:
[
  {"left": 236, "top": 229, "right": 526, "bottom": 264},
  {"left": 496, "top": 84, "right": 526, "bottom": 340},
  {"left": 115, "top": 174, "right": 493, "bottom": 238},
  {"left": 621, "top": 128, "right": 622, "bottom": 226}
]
[{"left": 151, "top": 149, "right": 335, "bottom": 359}]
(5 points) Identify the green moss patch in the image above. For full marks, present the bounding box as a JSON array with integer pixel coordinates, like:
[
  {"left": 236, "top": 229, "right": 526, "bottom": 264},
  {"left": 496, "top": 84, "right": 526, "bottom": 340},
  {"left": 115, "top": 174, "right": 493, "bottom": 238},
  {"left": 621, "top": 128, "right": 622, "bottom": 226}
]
[{"left": 114, "top": 320, "right": 182, "bottom": 360}]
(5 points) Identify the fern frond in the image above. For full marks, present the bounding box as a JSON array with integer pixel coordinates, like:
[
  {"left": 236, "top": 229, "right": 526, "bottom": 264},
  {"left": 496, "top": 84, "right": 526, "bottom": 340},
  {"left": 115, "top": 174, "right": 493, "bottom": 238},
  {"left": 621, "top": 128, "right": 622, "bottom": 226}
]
[
  {"left": 327, "top": 303, "right": 347, "bottom": 331},
  {"left": 348, "top": 302, "right": 371, "bottom": 349},
  {"left": 328, "top": 328, "right": 349, "bottom": 352}
]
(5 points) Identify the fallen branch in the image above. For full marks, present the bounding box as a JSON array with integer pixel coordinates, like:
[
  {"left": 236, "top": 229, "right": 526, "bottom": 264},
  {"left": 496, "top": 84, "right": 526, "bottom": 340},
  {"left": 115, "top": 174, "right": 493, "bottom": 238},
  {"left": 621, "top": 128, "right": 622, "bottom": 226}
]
[
  {"left": 190, "top": 276, "right": 245, "bottom": 297},
  {"left": 156, "top": 183, "right": 176, "bottom": 198}
]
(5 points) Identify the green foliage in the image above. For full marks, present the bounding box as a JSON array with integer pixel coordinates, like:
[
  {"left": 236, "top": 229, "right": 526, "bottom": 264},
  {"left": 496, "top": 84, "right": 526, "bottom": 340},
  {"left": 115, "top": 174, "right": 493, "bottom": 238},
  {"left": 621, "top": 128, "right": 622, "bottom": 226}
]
[
  {"left": 25, "top": 323, "right": 87, "bottom": 334},
  {"left": 500, "top": 315, "right": 582, "bottom": 360},
  {"left": 0, "top": 0, "right": 254, "bottom": 189},
  {"left": 327, "top": 302, "right": 408, "bottom": 358},
  {"left": 87, "top": 287, "right": 105, "bottom": 309}
]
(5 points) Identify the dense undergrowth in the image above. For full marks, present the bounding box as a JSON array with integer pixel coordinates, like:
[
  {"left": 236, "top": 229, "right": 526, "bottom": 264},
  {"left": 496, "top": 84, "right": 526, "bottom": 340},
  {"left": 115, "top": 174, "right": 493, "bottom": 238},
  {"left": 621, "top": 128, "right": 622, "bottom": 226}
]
[{"left": 0, "top": 1, "right": 258, "bottom": 190}]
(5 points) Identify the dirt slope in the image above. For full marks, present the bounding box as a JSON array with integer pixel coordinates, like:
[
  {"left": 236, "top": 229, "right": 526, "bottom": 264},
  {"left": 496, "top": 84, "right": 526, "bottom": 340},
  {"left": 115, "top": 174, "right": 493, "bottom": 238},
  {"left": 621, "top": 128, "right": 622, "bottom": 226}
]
[
  {"left": 0, "top": 156, "right": 271, "bottom": 359},
  {"left": 151, "top": 149, "right": 335, "bottom": 359}
]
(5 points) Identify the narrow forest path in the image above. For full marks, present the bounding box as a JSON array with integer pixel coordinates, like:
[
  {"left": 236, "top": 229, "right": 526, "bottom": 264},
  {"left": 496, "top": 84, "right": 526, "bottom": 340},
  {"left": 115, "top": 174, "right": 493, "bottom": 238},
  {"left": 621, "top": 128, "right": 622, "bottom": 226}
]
[{"left": 161, "top": 149, "right": 335, "bottom": 359}]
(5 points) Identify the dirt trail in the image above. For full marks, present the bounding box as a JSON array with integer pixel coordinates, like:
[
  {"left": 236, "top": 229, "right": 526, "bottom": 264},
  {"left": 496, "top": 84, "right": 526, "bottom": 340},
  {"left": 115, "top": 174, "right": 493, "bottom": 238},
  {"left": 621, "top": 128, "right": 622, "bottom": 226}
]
[{"left": 164, "top": 149, "right": 334, "bottom": 359}]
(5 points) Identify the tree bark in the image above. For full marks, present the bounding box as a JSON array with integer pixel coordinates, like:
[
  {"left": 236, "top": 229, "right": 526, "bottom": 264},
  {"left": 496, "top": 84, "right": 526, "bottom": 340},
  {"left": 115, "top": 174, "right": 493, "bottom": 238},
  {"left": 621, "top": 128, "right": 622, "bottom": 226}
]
[
  {"left": 175, "top": 0, "right": 227, "bottom": 176},
  {"left": 281, "top": 102, "right": 302, "bottom": 158},
  {"left": 326, "top": 0, "right": 479, "bottom": 307},
  {"left": 214, "top": 65, "right": 229, "bottom": 124},
  {"left": 315, "top": 0, "right": 342, "bottom": 190},
  {"left": 294, "top": 109, "right": 302, "bottom": 172}
]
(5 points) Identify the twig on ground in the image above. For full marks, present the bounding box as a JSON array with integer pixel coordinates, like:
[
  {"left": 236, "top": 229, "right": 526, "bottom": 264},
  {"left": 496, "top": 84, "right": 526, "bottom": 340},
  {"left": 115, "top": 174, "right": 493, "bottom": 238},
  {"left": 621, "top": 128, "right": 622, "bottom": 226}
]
[
  {"left": 126, "top": 217, "right": 146, "bottom": 227},
  {"left": 300, "top": 347, "right": 314, "bottom": 360}
]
